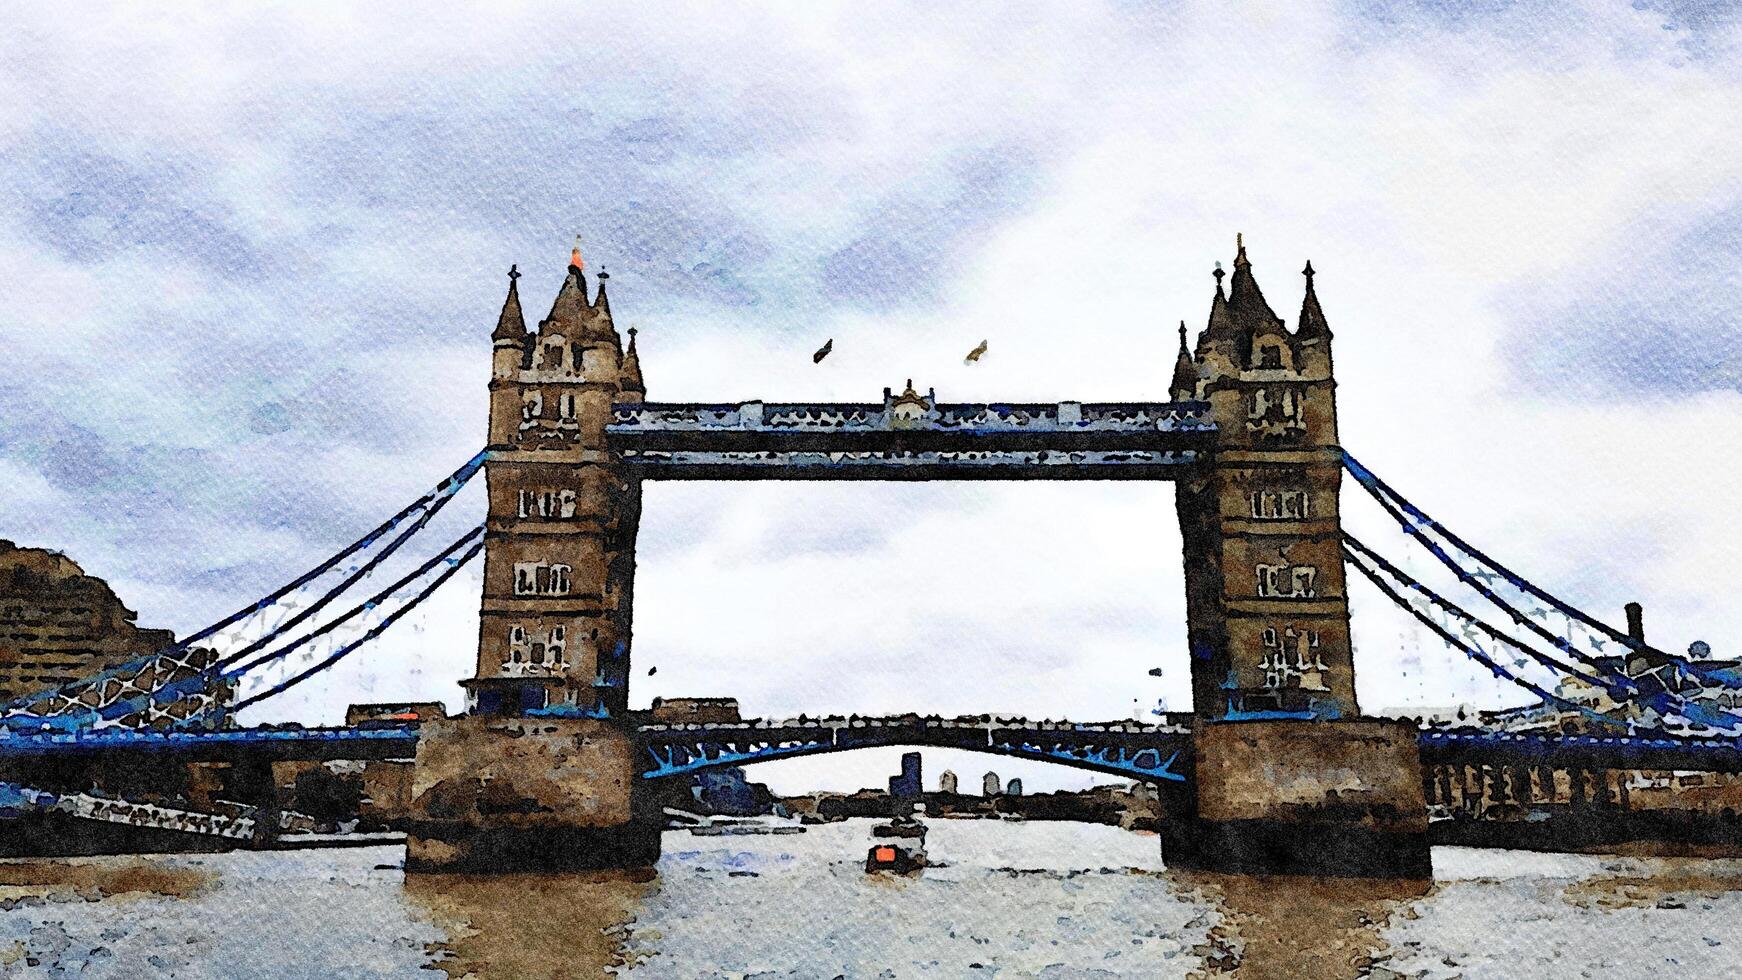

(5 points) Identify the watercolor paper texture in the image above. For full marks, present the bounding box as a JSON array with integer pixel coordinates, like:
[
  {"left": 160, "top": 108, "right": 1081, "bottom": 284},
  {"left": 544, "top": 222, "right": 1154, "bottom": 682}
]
[{"left": 1, "top": 2, "right": 1740, "bottom": 977}]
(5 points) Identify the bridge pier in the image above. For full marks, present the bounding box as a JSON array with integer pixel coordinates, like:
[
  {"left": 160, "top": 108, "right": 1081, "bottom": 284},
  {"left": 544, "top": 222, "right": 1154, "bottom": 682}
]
[
  {"left": 1163, "top": 719, "right": 1431, "bottom": 879},
  {"left": 403, "top": 715, "right": 660, "bottom": 873}
]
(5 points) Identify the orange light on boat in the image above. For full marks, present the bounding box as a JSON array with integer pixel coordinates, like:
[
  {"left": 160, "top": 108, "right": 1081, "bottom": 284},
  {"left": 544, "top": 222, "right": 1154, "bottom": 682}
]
[{"left": 873, "top": 846, "right": 897, "bottom": 863}]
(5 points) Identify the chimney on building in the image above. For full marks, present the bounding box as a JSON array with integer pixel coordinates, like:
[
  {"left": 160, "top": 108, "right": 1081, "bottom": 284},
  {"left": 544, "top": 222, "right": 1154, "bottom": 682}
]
[{"left": 1625, "top": 602, "right": 1645, "bottom": 644}]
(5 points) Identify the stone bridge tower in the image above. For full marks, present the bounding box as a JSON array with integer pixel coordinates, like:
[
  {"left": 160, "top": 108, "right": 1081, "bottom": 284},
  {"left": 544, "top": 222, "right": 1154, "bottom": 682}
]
[
  {"left": 1165, "top": 240, "right": 1427, "bottom": 880},
  {"left": 1172, "top": 237, "right": 1358, "bottom": 721},
  {"left": 466, "top": 248, "right": 643, "bottom": 718},
  {"left": 406, "top": 247, "right": 657, "bottom": 873}
]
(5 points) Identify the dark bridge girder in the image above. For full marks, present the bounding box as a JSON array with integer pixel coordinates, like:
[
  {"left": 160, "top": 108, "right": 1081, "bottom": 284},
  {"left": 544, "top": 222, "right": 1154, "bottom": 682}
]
[{"left": 634, "top": 716, "right": 1194, "bottom": 782}]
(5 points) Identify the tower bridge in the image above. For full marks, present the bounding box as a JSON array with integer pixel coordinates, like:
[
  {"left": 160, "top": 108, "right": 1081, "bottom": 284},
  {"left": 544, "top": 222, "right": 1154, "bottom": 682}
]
[{"left": 2, "top": 237, "right": 1739, "bottom": 876}]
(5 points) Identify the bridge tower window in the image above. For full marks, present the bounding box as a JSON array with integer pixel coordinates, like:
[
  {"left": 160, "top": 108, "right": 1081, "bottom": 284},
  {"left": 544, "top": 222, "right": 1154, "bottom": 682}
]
[
  {"left": 1249, "top": 489, "right": 1311, "bottom": 520},
  {"left": 547, "top": 626, "right": 566, "bottom": 668},
  {"left": 512, "top": 562, "right": 574, "bottom": 596},
  {"left": 508, "top": 626, "right": 529, "bottom": 664},
  {"left": 1256, "top": 563, "right": 1318, "bottom": 599},
  {"left": 520, "top": 390, "right": 543, "bottom": 424},
  {"left": 558, "top": 392, "right": 576, "bottom": 421},
  {"left": 541, "top": 337, "right": 566, "bottom": 371},
  {"left": 1261, "top": 625, "right": 1326, "bottom": 690},
  {"left": 1246, "top": 385, "right": 1307, "bottom": 439},
  {"left": 517, "top": 488, "right": 579, "bottom": 519}
]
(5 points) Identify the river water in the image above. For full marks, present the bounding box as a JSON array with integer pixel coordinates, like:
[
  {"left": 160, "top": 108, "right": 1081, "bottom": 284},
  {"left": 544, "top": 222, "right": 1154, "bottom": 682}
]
[{"left": 1, "top": 820, "right": 1740, "bottom": 978}]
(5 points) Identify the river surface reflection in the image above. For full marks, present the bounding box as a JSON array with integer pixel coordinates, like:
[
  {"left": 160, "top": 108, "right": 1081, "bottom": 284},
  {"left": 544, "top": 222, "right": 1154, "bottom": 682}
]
[{"left": 2, "top": 820, "right": 1741, "bottom": 977}]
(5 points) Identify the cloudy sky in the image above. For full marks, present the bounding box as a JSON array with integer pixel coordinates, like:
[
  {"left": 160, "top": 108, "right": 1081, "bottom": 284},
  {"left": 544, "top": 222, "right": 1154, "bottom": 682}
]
[{"left": 2, "top": 2, "right": 1739, "bottom": 791}]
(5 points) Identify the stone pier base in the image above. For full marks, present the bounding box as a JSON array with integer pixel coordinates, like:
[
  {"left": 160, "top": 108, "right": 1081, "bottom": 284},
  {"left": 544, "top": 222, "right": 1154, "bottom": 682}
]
[
  {"left": 404, "top": 715, "right": 661, "bottom": 873},
  {"left": 1163, "top": 718, "right": 1431, "bottom": 879}
]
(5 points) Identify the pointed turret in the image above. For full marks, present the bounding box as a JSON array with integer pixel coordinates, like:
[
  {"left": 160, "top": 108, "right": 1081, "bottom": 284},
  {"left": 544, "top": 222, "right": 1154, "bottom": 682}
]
[
  {"left": 1171, "top": 320, "right": 1198, "bottom": 398},
  {"left": 1225, "top": 233, "right": 1283, "bottom": 336},
  {"left": 585, "top": 269, "right": 620, "bottom": 341},
  {"left": 1199, "top": 262, "right": 1237, "bottom": 352},
  {"left": 1295, "top": 260, "right": 1331, "bottom": 341},
  {"left": 619, "top": 325, "right": 645, "bottom": 396},
  {"left": 542, "top": 262, "right": 588, "bottom": 336},
  {"left": 492, "top": 265, "right": 527, "bottom": 343},
  {"left": 593, "top": 270, "right": 612, "bottom": 318}
]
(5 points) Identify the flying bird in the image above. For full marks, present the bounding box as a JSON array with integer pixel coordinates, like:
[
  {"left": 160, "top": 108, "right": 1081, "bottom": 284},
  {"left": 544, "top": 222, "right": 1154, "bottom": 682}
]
[
  {"left": 813, "top": 338, "right": 833, "bottom": 363},
  {"left": 647, "top": 666, "right": 657, "bottom": 676},
  {"left": 964, "top": 339, "right": 988, "bottom": 364}
]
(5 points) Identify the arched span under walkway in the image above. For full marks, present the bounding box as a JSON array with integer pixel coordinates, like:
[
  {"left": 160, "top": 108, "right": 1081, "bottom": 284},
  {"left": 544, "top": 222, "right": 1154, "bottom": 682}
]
[{"left": 636, "top": 715, "right": 1191, "bottom": 783}]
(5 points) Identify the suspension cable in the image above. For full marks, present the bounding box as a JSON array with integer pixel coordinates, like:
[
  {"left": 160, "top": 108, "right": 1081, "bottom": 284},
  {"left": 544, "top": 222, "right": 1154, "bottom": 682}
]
[
  {"left": 186, "top": 450, "right": 485, "bottom": 644},
  {"left": 1342, "top": 451, "right": 1742, "bottom": 735},
  {"left": 207, "top": 464, "right": 475, "bottom": 673},
  {"left": 0, "top": 451, "right": 486, "bottom": 718},
  {"left": 220, "top": 525, "right": 485, "bottom": 683},
  {"left": 228, "top": 536, "right": 485, "bottom": 713},
  {"left": 118, "top": 525, "right": 485, "bottom": 724},
  {"left": 1345, "top": 533, "right": 1619, "bottom": 694},
  {"left": 1343, "top": 450, "right": 1715, "bottom": 676},
  {"left": 1348, "top": 532, "right": 1742, "bottom": 732},
  {"left": 1342, "top": 451, "right": 1642, "bottom": 693},
  {"left": 1342, "top": 542, "right": 1673, "bottom": 737}
]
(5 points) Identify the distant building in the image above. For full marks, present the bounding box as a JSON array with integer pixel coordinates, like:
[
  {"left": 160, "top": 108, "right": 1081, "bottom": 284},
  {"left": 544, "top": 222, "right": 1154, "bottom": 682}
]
[
  {"left": 1488, "top": 605, "right": 1742, "bottom": 736},
  {"left": 983, "top": 771, "right": 1002, "bottom": 796},
  {"left": 0, "top": 540, "right": 224, "bottom": 722},
  {"left": 939, "top": 770, "right": 958, "bottom": 794},
  {"left": 693, "top": 767, "right": 773, "bottom": 816},
  {"left": 1006, "top": 778, "right": 1023, "bottom": 797},
  {"left": 888, "top": 751, "right": 922, "bottom": 798},
  {"left": 649, "top": 697, "right": 741, "bottom": 724}
]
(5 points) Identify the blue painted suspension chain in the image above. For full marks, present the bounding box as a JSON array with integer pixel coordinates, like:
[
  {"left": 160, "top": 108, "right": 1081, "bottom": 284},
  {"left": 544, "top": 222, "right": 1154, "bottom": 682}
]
[
  {"left": 120, "top": 524, "right": 486, "bottom": 723},
  {"left": 227, "top": 530, "right": 486, "bottom": 713},
  {"left": 1341, "top": 540, "right": 1673, "bottom": 737},
  {"left": 1343, "top": 450, "right": 1728, "bottom": 682},
  {"left": 0, "top": 451, "right": 486, "bottom": 720},
  {"left": 1341, "top": 453, "right": 1742, "bottom": 731}
]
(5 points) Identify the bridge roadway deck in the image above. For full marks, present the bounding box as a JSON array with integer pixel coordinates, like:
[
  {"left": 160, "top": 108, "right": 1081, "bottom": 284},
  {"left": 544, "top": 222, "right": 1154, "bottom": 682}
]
[
  {"left": 3, "top": 722, "right": 1739, "bottom": 778},
  {"left": 1420, "top": 729, "right": 1742, "bottom": 772},
  {"left": 606, "top": 401, "right": 1216, "bottom": 479},
  {"left": 0, "top": 726, "right": 421, "bottom": 763}
]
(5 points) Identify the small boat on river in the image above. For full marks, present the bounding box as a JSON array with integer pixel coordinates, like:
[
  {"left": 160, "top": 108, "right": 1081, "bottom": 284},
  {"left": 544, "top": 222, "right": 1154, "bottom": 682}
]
[{"left": 865, "top": 806, "right": 928, "bottom": 873}]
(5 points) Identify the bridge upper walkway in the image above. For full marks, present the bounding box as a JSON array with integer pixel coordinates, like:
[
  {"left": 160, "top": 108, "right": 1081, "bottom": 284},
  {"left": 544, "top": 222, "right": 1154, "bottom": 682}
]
[{"left": 606, "top": 400, "right": 1215, "bottom": 479}]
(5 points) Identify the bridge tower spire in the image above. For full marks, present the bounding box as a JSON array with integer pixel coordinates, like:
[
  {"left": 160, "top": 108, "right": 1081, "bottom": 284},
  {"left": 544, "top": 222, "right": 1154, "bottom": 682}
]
[
  {"left": 1175, "top": 238, "right": 1358, "bottom": 721},
  {"left": 1170, "top": 320, "right": 1197, "bottom": 400}
]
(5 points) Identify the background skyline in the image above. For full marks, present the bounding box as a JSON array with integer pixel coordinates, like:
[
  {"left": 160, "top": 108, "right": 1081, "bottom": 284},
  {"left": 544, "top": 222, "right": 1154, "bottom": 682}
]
[{"left": 2, "top": 2, "right": 1739, "bottom": 791}]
